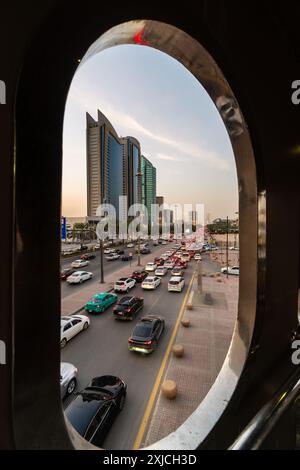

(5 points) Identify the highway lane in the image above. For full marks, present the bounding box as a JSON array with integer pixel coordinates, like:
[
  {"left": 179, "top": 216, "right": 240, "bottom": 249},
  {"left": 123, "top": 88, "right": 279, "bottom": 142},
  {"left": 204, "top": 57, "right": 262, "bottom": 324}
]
[
  {"left": 61, "top": 242, "right": 171, "bottom": 299},
  {"left": 61, "top": 254, "right": 215, "bottom": 450}
]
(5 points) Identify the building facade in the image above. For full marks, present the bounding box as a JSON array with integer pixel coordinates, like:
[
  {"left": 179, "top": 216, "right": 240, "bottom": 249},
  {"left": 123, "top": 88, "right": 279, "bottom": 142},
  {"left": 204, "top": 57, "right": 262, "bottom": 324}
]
[
  {"left": 141, "top": 155, "right": 157, "bottom": 220},
  {"left": 86, "top": 110, "right": 142, "bottom": 220}
]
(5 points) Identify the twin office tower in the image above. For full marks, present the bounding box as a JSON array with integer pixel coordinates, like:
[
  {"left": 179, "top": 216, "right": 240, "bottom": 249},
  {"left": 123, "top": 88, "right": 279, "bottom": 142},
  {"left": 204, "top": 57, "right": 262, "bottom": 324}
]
[{"left": 86, "top": 110, "right": 156, "bottom": 220}]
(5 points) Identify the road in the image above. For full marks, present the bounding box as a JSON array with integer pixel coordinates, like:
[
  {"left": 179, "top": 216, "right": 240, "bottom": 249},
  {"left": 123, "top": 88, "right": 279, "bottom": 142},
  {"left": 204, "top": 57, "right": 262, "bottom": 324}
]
[
  {"left": 61, "top": 252, "right": 217, "bottom": 450},
  {"left": 61, "top": 242, "right": 169, "bottom": 299}
]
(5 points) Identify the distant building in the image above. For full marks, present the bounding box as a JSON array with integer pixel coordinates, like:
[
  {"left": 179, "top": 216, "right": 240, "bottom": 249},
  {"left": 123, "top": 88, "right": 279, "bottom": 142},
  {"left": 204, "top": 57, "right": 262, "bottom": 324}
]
[
  {"left": 86, "top": 110, "right": 142, "bottom": 220},
  {"left": 141, "top": 155, "right": 156, "bottom": 219},
  {"left": 156, "top": 196, "right": 164, "bottom": 207}
]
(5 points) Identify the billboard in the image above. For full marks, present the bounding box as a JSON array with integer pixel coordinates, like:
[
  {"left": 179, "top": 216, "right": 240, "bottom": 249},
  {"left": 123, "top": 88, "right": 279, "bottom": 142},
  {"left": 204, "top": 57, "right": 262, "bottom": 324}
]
[{"left": 61, "top": 216, "right": 67, "bottom": 240}]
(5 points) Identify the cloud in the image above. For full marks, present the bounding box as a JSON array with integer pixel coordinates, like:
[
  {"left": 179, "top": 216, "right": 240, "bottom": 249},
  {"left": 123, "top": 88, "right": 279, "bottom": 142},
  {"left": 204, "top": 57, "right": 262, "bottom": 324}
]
[
  {"left": 156, "top": 153, "right": 186, "bottom": 162},
  {"left": 67, "top": 85, "right": 231, "bottom": 171}
]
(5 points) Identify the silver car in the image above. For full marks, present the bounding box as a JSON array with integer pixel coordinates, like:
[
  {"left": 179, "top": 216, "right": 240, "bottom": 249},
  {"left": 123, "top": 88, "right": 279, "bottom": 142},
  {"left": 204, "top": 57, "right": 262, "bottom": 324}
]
[{"left": 60, "top": 362, "right": 78, "bottom": 398}]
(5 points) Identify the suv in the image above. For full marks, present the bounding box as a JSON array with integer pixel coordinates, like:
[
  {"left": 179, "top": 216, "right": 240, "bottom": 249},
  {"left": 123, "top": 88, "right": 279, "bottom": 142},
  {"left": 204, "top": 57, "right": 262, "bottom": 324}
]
[{"left": 114, "top": 277, "right": 136, "bottom": 293}]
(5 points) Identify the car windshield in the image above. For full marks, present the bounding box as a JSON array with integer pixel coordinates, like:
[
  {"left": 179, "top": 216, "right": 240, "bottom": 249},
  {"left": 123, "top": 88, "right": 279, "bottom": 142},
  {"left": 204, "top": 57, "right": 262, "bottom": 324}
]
[
  {"left": 116, "top": 282, "right": 125, "bottom": 285},
  {"left": 133, "top": 326, "right": 152, "bottom": 338},
  {"left": 169, "top": 280, "right": 179, "bottom": 285},
  {"left": 72, "top": 273, "right": 80, "bottom": 277}
]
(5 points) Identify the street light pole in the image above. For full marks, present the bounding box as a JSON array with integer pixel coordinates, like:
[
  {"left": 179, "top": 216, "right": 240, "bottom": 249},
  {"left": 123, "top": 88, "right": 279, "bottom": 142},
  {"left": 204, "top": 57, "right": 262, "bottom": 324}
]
[
  {"left": 135, "top": 171, "right": 143, "bottom": 268},
  {"left": 99, "top": 238, "right": 104, "bottom": 284}
]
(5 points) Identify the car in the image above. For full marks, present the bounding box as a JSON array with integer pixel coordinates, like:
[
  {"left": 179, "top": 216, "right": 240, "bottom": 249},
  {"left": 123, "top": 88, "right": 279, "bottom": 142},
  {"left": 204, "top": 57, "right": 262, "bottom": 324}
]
[
  {"left": 113, "top": 296, "right": 144, "bottom": 320},
  {"left": 66, "top": 271, "right": 93, "bottom": 284},
  {"left": 168, "top": 276, "right": 185, "bottom": 292},
  {"left": 174, "top": 244, "right": 181, "bottom": 249},
  {"left": 127, "top": 243, "right": 134, "bottom": 248},
  {"left": 65, "top": 375, "right": 127, "bottom": 447},
  {"left": 177, "top": 260, "right": 187, "bottom": 269},
  {"left": 180, "top": 253, "right": 190, "bottom": 262},
  {"left": 145, "top": 262, "right": 157, "bottom": 272},
  {"left": 71, "top": 259, "right": 89, "bottom": 268},
  {"left": 153, "top": 241, "right": 159, "bottom": 246},
  {"left": 116, "top": 249, "right": 125, "bottom": 255},
  {"left": 84, "top": 293, "right": 118, "bottom": 313},
  {"left": 60, "top": 362, "right": 78, "bottom": 398},
  {"left": 171, "top": 266, "right": 184, "bottom": 277},
  {"left": 229, "top": 246, "right": 239, "bottom": 251},
  {"left": 128, "top": 316, "right": 165, "bottom": 354},
  {"left": 60, "top": 268, "right": 76, "bottom": 280},
  {"left": 60, "top": 314, "right": 90, "bottom": 348},
  {"left": 114, "top": 277, "right": 136, "bottom": 293},
  {"left": 141, "top": 276, "right": 161, "bottom": 290},
  {"left": 154, "top": 257, "right": 164, "bottom": 266},
  {"left": 221, "top": 266, "right": 240, "bottom": 276},
  {"left": 164, "top": 260, "right": 175, "bottom": 270},
  {"left": 104, "top": 248, "right": 113, "bottom": 254},
  {"left": 155, "top": 266, "right": 168, "bottom": 276},
  {"left": 194, "top": 254, "right": 202, "bottom": 261},
  {"left": 161, "top": 240, "right": 167, "bottom": 245},
  {"left": 105, "top": 253, "right": 120, "bottom": 261},
  {"left": 121, "top": 253, "right": 133, "bottom": 261},
  {"left": 130, "top": 270, "right": 148, "bottom": 283},
  {"left": 141, "top": 247, "right": 151, "bottom": 254},
  {"left": 80, "top": 253, "right": 96, "bottom": 260}
]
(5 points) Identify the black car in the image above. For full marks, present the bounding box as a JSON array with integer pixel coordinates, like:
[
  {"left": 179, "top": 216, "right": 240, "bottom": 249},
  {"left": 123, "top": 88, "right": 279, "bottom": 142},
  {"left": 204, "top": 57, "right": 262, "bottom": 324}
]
[
  {"left": 60, "top": 268, "right": 76, "bottom": 280},
  {"left": 116, "top": 249, "right": 125, "bottom": 255},
  {"left": 130, "top": 270, "right": 148, "bottom": 283},
  {"left": 128, "top": 316, "right": 165, "bottom": 354},
  {"left": 121, "top": 253, "right": 133, "bottom": 261},
  {"left": 141, "top": 247, "right": 151, "bottom": 255},
  {"left": 65, "top": 375, "right": 126, "bottom": 447},
  {"left": 113, "top": 296, "right": 143, "bottom": 320},
  {"left": 80, "top": 253, "right": 96, "bottom": 260}
]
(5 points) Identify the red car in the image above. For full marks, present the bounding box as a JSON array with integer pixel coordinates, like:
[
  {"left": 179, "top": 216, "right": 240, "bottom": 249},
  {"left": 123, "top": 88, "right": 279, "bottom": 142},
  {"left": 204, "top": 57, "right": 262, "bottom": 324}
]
[
  {"left": 60, "top": 268, "right": 76, "bottom": 280},
  {"left": 154, "top": 257, "right": 164, "bottom": 266},
  {"left": 80, "top": 253, "right": 96, "bottom": 260},
  {"left": 177, "top": 260, "right": 187, "bottom": 269}
]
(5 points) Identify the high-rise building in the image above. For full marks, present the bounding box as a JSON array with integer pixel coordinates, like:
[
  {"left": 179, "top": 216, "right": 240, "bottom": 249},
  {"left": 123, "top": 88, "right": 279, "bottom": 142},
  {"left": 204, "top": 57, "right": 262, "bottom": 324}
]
[
  {"left": 141, "top": 155, "right": 156, "bottom": 219},
  {"left": 156, "top": 196, "right": 164, "bottom": 207},
  {"left": 86, "top": 110, "right": 142, "bottom": 220}
]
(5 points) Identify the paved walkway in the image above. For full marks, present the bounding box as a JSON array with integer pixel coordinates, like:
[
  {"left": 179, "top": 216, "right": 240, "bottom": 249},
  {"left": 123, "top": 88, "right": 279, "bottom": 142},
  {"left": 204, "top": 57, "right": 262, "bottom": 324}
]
[{"left": 142, "top": 269, "right": 238, "bottom": 448}]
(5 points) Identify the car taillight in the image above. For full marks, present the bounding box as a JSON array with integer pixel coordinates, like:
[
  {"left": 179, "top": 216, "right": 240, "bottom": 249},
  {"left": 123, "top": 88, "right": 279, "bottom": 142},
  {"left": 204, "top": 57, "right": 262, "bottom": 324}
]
[
  {"left": 128, "top": 338, "right": 134, "bottom": 343},
  {"left": 144, "top": 340, "right": 152, "bottom": 345},
  {"left": 126, "top": 308, "right": 132, "bottom": 313}
]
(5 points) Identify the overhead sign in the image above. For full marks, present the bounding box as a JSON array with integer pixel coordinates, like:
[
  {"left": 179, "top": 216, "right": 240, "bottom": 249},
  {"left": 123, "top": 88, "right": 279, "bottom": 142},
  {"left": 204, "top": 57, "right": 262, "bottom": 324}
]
[{"left": 61, "top": 216, "right": 67, "bottom": 241}]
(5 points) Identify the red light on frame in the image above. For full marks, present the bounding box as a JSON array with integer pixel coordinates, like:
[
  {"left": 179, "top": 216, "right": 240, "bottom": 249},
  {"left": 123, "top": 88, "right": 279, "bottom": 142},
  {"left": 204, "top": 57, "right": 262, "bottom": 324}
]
[{"left": 133, "top": 30, "right": 150, "bottom": 46}]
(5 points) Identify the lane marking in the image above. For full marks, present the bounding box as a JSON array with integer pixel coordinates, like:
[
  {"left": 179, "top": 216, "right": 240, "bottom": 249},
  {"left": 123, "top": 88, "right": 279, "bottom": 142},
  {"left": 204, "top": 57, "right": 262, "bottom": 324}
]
[{"left": 133, "top": 271, "right": 195, "bottom": 450}]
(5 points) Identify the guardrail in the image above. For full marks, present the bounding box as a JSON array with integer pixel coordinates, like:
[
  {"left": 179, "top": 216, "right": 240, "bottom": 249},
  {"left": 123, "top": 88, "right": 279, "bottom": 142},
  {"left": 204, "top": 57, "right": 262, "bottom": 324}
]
[{"left": 229, "top": 368, "right": 300, "bottom": 450}]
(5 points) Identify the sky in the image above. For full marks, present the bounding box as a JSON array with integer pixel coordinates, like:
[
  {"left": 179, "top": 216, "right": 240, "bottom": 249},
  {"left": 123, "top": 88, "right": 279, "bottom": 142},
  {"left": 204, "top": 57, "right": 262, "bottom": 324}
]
[{"left": 62, "top": 44, "right": 238, "bottom": 221}]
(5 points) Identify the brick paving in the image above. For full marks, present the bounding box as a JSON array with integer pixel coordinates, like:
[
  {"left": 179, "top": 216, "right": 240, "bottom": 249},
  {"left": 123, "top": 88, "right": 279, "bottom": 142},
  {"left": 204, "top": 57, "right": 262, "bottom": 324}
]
[{"left": 143, "top": 270, "right": 238, "bottom": 448}]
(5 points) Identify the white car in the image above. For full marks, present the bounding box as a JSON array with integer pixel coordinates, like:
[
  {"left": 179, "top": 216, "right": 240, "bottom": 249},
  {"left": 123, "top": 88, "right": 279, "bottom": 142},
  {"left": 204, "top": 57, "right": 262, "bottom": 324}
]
[
  {"left": 145, "top": 262, "right": 157, "bottom": 272},
  {"left": 106, "top": 253, "right": 120, "bottom": 261},
  {"left": 71, "top": 259, "right": 89, "bottom": 268},
  {"left": 194, "top": 254, "right": 202, "bottom": 261},
  {"left": 221, "top": 266, "right": 240, "bottom": 276},
  {"left": 60, "top": 314, "right": 90, "bottom": 348},
  {"left": 114, "top": 277, "right": 136, "bottom": 293},
  {"left": 161, "top": 240, "right": 168, "bottom": 245},
  {"left": 229, "top": 246, "right": 239, "bottom": 251},
  {"left": 155, "top": 266, "right": 168, "bottom": 276},
  {"left": 66, "top": 271, "right": 93, "bottom": 284},
  {"left": 141, "top": 276, "right": 161, "bottom": 290},
  {"left": 127, "top": 243, "right": 134, "bottom": 248},
  {"left": 104, "top": 248, "right": 114, "bottom": 254},
  {"left": 168, "top": 276, "right": 185, "bottom": 292},
  {"left": 164, "top": 260, "right": 175, "bottom": 269}
]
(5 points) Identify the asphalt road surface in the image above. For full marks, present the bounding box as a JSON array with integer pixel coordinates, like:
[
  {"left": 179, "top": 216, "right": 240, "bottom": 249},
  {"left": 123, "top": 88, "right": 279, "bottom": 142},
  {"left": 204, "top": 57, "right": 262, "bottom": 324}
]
[
  {"left": 61, "top": 253, "right": 216, "bottom": 450},
  {"left": 60, "top": 243, "right": 170, "bottom": 299}
]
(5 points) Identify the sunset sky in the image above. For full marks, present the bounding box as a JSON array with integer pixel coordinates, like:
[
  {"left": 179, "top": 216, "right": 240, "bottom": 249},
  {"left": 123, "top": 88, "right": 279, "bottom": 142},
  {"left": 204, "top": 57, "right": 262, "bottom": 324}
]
[{"left": 62, "top": 44, "right": 238, "bottom": 221}]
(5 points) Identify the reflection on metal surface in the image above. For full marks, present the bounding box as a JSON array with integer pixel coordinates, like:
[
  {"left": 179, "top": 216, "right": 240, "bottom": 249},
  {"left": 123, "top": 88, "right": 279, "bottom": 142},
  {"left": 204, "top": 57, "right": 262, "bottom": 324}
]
[{"left": 230, "top": 370, "right": 300, "bottom": 450}]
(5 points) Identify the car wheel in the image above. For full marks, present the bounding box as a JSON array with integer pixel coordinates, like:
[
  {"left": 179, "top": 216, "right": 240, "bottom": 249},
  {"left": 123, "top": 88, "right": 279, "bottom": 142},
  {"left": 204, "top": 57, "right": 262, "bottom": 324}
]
[
  {"left": 66, "top": 378, "right": 77, "bottom": 396},
  {"left": 118, "top": 393, "right": 126, "bottom": 411},
  {"left": 60, "top": 338, "right": 67, "bottom": 348},
  {"left": 83, "top": 322, "right": 89, "bottom": 330},
  {"left": 79, "top": 279, "right": 83, "bottom": 284},
  {"left": 126, "top": 288, "right": 129, "bottom": 293}
]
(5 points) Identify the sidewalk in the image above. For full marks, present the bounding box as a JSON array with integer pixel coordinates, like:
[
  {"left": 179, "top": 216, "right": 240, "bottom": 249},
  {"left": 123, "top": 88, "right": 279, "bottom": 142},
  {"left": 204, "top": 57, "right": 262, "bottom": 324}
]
[
  {"left": 142, "top": 269, "right": 238, "bottom": 447},
  {"left": 61, "top": 246, "right": 169, "bottom": 316}
]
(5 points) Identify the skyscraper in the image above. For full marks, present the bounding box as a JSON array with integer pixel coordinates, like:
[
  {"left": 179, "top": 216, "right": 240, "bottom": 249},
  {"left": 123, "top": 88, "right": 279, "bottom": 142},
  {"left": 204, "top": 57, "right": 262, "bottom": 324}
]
[
  {"left": 86, "top": 110, "right": 142, "bottom": 220},
  {"left": 141, "top": 155, "right": 157, "bottom": 219}
]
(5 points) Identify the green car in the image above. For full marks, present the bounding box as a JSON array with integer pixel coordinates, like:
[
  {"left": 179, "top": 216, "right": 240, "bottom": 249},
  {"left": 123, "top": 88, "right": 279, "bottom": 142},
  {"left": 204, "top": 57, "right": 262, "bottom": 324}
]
[{"left": 84, "top": 293, "right": 118, "bottom": 313}]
